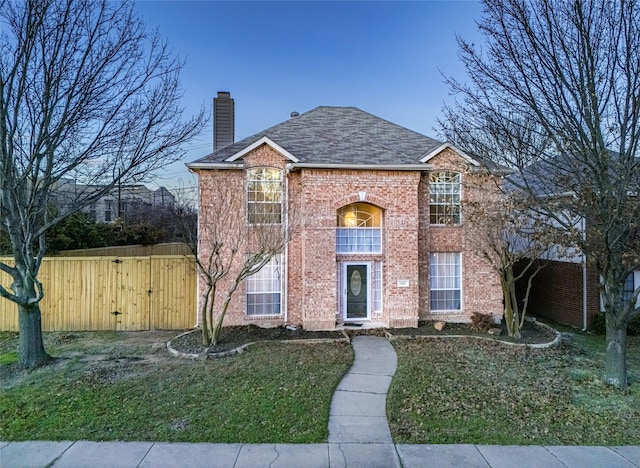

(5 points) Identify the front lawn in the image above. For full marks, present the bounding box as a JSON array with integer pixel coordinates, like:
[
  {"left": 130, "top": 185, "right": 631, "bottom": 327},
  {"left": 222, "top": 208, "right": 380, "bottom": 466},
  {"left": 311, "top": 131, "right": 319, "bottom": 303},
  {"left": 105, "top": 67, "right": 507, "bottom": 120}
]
[
  {"left": 0, "top": 331, "right": 353, "bottom": 443},
  {"left": 387, "top": 332, "right": 640, "bottom": 445}
]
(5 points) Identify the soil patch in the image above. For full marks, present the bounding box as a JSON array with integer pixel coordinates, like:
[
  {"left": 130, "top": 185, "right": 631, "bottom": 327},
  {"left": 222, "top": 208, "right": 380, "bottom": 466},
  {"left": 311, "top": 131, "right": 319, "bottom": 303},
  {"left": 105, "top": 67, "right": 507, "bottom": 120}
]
[
  {"left": 344, "top": 328, "right": 388, "bottom": 338},
  {"left": 390, "top": 319, "right": 557, "bottom": 344}
]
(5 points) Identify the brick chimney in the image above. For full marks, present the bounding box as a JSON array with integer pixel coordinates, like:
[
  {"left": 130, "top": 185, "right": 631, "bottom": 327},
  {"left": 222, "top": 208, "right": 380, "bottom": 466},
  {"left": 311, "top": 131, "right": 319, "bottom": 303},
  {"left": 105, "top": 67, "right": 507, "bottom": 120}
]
[{"left": 213, "top": 91, "right": 234, "bottom": 151}]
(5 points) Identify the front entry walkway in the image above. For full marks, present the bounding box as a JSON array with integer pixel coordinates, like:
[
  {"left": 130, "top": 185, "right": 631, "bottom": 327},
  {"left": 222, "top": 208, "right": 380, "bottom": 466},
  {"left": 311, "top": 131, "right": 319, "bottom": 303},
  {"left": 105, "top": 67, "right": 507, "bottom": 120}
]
[{"left": 328, "top": 335, "right": 400, "bottom": 466}]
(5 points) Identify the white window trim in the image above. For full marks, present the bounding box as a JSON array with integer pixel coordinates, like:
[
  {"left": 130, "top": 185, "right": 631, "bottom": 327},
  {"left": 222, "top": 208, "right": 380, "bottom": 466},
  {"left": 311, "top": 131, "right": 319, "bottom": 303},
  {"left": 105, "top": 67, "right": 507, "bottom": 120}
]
[
  {"left": 429, "top": 171, "right": 462, "bottom": 226},
  {"left": 336, "top": 227, "right": 383, "bottom": 254},
  {"left": 246, "top": 167, "right": 284, "bottom": 226},
  {"left": 372, "top": 261, "right": 383, "bottom": 314},
  {"left": 245, "top": 255, "right": 283, "bottom": 318},
  {"left": 336, "top": 203, "right": 383, "bottom": 254},
  {"left": 342, "top": 261, "right": 372, "bottom": 322},
  {"left": 429, "top": 252, "right": 463, "bottom": 313}
]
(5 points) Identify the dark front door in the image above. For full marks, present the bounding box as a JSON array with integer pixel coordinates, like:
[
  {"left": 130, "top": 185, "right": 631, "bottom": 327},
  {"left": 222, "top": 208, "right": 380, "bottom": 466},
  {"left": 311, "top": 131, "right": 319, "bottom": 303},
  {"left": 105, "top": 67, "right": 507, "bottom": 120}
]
[{"left": 345, "top": 264, "right": 368, "bottom": 320}]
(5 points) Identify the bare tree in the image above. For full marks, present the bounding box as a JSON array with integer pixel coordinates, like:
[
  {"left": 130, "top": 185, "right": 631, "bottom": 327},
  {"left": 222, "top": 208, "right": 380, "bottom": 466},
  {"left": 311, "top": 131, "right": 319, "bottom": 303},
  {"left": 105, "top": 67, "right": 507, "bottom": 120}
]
[
  {"left": 0, "top": 0, "right": 207, "bottom": 368},
  {"left": 176, "top": 173, "right": 294, "bottom": 347},
  {"left": 441, "top": 0, "right": 640, "bottom": 387},
  {"left": 465, "top": 189, "right": 567, "bottom": 339}
]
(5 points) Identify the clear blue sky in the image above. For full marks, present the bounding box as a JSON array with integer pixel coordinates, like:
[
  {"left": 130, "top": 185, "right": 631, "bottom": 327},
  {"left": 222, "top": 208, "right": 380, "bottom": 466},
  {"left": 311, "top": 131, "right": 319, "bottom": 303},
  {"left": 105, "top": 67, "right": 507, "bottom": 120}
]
[{"left": 134, "top": 1, "right": 485, "bottom": 192}]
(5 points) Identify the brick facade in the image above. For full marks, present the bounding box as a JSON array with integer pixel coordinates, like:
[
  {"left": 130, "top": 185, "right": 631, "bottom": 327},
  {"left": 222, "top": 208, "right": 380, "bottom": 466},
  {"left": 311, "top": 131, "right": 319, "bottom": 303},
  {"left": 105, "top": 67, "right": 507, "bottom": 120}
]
[
  {"left": 195, "top": 143, "right": 503, "bottom": 330},
  {"left": 199, "top": 145, "right": 502, "bottom": 330}
]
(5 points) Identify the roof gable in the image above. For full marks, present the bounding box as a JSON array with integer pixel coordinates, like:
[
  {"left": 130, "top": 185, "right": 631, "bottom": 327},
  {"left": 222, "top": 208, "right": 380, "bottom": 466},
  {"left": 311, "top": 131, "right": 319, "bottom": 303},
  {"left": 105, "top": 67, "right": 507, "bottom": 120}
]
[
  {"left": 419, "top": 143, "right": 481, "bottom": 166},
  {"left": 224, "top": 136, "right": 299, "bottom": 163}
]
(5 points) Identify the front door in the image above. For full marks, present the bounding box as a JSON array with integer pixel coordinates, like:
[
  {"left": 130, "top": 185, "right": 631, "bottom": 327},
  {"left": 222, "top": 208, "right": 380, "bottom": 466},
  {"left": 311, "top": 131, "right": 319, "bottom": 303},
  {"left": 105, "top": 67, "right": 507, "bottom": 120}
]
[{"left": 344, "top": 263, "right": 370, "bottom": 321}]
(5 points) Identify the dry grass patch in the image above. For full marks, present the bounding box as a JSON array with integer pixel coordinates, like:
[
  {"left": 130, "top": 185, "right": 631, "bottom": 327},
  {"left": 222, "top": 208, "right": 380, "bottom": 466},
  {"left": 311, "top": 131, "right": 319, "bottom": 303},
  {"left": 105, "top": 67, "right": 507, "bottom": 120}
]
[{"left": 387, "top": 335, "right": 640, "bottom": 445}]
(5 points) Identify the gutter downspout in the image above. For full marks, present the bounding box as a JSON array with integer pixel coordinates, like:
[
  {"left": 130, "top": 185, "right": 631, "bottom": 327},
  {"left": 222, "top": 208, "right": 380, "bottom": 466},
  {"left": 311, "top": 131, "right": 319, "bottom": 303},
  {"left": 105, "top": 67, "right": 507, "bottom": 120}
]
[
  {"left": 582, "top": 217, "right": 588, "bottom": 331},
  {"left": 283, "top": 168, "right": 289, "bottom": 324},
  {"left": 195, "top": 174, "right": 202, "bottom": 329}
]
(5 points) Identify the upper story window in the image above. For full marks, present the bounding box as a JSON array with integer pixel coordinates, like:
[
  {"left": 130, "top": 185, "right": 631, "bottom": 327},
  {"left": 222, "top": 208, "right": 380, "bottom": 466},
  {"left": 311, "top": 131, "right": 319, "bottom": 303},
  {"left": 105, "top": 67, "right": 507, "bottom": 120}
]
[
  {"left": 336, "top": 203, "right": 382, "bottom": 254},
  {"left": 429, "top": 171, "right": 461, "bottom": 225},
  {"left": 247, "top": 167, "right": 283, "bottom": 224}
]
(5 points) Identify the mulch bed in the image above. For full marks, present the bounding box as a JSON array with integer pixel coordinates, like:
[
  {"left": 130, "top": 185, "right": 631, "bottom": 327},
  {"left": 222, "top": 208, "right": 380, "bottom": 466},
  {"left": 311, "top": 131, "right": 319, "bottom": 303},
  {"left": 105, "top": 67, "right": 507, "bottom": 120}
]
[
  {"left": 390, "top": 319, "right": 557, "bottom": 344},
  {"left": 171, "top": 325, "right": 347, "bottom": 355},
  {"left": 169, "top": 320, "right": 558, "bottom": 356}
]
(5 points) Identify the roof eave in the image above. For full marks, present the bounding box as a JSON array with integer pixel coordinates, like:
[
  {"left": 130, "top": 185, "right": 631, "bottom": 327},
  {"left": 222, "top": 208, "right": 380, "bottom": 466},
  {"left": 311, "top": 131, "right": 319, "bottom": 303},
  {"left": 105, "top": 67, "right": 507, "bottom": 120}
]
[
  {"left": 288, "top": 163, "right": 434, "bottom": 171},
  {"left": 186, "top": 162, "right": 243, "bottom": 171}
]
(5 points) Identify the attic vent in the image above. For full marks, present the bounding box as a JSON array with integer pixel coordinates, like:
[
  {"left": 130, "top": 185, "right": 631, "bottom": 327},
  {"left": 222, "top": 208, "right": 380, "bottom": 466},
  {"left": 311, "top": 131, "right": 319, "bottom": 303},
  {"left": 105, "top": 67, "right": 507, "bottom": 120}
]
[{"left": 290, "top": 111, "right": 300, "bottom": 118}]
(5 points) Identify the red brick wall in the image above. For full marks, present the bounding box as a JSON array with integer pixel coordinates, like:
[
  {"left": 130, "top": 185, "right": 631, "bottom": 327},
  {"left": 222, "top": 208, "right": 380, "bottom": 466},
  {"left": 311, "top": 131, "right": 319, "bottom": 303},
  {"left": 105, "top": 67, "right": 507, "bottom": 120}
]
[{"left": 521, "top": 260, "right": 600, "bottom": 329}]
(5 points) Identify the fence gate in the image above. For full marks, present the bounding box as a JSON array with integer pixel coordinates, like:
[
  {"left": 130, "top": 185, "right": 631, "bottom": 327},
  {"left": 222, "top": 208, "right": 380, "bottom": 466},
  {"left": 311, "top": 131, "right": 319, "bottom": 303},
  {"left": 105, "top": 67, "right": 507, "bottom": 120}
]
[
  {"left": 112, "top": 258, "right": 151, "bottom": 331},
  {"left": 0, "top": 255, "right": 195, "bottom": 332}
]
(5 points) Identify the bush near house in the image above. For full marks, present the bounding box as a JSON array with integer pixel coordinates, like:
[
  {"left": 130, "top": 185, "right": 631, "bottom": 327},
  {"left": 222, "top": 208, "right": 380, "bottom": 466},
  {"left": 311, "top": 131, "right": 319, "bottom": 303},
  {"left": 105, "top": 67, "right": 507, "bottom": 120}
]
[
  {"left": 591, "top": 313, "right": 640, "bottom": 336},
  {"left": 470, "top": 312, "right": 495, "bottom": 331}
]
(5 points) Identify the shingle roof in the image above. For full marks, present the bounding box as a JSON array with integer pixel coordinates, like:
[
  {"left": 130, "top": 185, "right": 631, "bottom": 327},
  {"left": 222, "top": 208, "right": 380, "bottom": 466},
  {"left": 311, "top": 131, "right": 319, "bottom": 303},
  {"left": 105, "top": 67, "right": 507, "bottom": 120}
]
[{"left": 188, "top": 106, "right": 444, "bottom": 166}]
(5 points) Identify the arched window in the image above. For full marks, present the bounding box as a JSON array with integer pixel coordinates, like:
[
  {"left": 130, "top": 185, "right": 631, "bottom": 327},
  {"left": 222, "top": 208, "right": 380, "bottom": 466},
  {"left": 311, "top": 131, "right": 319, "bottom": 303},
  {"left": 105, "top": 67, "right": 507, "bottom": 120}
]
[
  {"left": 247, "top": 167, "right": 283, "bottom": 224},
  {"left": 336, "top": 203, "right": 382, "bottom": 253},
  {"left": 429, "top": 171, "right": 461, "bottom": 225}
]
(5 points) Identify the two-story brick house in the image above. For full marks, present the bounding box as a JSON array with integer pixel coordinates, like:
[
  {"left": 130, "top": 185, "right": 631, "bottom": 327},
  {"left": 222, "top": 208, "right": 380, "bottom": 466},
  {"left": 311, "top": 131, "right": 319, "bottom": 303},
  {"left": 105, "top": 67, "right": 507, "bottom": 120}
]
[{"left": 187, "top": 104, "right": 504, "bottom": 330}]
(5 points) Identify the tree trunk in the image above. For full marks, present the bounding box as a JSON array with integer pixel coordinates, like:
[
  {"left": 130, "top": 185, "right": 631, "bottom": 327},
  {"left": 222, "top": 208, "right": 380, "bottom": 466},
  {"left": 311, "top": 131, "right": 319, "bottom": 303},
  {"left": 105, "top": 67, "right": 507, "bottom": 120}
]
[
  {"left": 200, "top": 285, "right": 212, "bottom": 347},
  {"left": 604, "top": 313, "right": 628, "bottom": 388},
  {"left": 501, "top": 273, "right": 521, "bottom": 339},
  {"left": 211, "top": 281, "right": 241, "bottom": 346},
  {"left": 18, "top": 303, "right": 50, "bottom": 368}
]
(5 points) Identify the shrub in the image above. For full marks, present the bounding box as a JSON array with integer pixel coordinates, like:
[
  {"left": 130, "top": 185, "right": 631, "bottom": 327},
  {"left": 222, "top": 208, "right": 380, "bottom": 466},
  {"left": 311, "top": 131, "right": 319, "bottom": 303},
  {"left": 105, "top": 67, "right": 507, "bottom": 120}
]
[
  {"left": 470, "top": 312, "right": 495, "bottom": 331},
  {"left": 630, "top": 316, "right": 640, "bottom": 336},
  {"left": 591, "top": 313, "right": 606, "bottom": 334},
  {"left": 591, "top": 312, "right": 640, "bottom": 336}
]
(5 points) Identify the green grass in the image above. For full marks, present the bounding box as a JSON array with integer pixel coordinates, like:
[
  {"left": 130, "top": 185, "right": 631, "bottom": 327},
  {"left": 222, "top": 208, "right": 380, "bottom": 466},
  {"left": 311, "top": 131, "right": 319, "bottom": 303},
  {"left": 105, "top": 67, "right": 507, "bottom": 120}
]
[
  {"left": 0, "top": 332, "right": 353, "bottom": 443},
  {"left": 0, "top": 351, "right": 18, "bottom": 365},
  {"left": 4, "top": 327, "right": 640, "bottom": 445},
  {"left": 387, "top": 333, "right": 640, "bottom": 445}
]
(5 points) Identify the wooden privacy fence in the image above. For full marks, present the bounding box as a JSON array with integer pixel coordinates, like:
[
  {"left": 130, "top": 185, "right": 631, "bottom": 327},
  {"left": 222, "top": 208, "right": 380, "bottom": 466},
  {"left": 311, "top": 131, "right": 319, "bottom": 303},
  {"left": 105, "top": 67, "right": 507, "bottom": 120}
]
[
  {"left": 0, "top": 256, "right": 197, "bottom": 332},
  {"left": 55, "top": 242, "right": 192, "bottom": 257}
]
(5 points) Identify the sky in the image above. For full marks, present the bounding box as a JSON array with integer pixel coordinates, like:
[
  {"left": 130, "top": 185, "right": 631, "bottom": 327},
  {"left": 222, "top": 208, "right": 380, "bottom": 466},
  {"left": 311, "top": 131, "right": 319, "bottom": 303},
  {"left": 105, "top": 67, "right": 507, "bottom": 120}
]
[{"left": 134, "top": 1, "right": 486, "bottom": 193}]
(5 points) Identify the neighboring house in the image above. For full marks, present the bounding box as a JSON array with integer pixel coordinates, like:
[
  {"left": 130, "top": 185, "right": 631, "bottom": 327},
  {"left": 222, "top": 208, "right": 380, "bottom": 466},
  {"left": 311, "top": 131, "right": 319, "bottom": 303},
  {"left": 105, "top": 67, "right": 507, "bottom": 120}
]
[
  {"left": 509, "top": 155, "right": 640, "bottom": 330},
  {"left": 523, "top": 259, "right": 639, "bottom": 329},
  {"left": 52, "top": 179, "right": 175, "bottom": 223},
  {"left": 187, "top": 104, "right": 505, "bottom": 330}
]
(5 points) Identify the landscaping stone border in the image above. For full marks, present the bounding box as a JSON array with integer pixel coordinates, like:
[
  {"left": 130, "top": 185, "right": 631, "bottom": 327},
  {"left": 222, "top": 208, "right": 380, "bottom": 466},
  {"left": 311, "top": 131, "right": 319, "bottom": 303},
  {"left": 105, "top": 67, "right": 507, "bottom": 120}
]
[
  {"left": 384, "top": 318, "right": 562, "bottom": 349},
  {"left": 167, "top": 329, "right": 351, "bottom": 359},
  {"left": 166, "top": 329, "right": 208, "bottom": 360},
  {"left": 168, "top": 320, "right": 561, "bottom": 359}
]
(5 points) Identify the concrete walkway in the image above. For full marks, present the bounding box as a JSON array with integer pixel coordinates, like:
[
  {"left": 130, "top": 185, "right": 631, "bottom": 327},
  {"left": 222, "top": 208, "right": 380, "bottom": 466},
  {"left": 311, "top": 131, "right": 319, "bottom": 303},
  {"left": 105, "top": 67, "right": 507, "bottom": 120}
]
[
  {"left": 2, "top": 336, "right": 640, "bottom": 467},
  {"left": 328, "top": 335, "right": 397, "bottom": 445},
  {"left": 1, "top": 440, "right": 639, "bottom": 468},
  {"left": 327, "top": 335, "right": 398, "bottom": 466}
]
